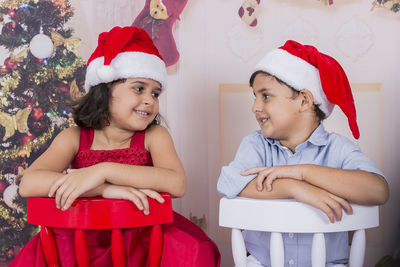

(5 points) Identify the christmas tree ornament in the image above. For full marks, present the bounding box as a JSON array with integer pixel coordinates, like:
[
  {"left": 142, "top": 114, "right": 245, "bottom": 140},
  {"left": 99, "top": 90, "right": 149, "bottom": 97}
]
[
  {"left": 319, "top": 0, "right": 334, "bottom": 5},
  {"left": 51, "top": 31, "right": 81, "bottom": 56},
  {"left": 1, "top": 21, "right": 23, "bottom": 36},
  {"left": 3, "top": 184, "right": 20, "bottom": 210},
  {"left": 29, "top": 33, "right": 54, "bottom": 59},
  {"left": 238, "top": 0, "right": 260, "bottom": 27},
  {"left": 132, "top": 0, "right": 189, "bottom": 66},
  {"left": 0, "top": 107, "right": 32, "bottom": 141}
]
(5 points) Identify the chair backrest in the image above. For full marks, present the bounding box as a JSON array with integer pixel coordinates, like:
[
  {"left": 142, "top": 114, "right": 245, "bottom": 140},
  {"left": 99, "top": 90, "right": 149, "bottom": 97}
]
[
  {"left": 28, "top": 193, "right": 173, "bottom": 229},
  {"left": 219, "top": 197, "right": 379, "bottom": 267},
  {"left": 28, "top": 194, "right": 173, "bottom": 267}
]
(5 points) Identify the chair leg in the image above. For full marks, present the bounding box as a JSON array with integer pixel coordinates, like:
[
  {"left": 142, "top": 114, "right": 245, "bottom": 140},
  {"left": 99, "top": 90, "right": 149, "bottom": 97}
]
[
  {"left": 349, "top": 229, "right": 366, "bottom": 267},
  {"left": 270, "top": 232, "right": 284, "bottom": 267},
  {"left": 39, "top": 226, "right": 59, "bottom": 267},
  {"left": 231, "top": 228, "right": 247, "bottom": 267},
  {"left": 111, "top": 229, "right": 125, "bottom": 267},
  {"left": 149, "top": 224, "right": 163, "bottom": 267},
  {"left": 312, "top": 233, "right": 326, "bottom": 267},
  {"left": 75, "top": 229, "right": 89, "bottom": 267}
]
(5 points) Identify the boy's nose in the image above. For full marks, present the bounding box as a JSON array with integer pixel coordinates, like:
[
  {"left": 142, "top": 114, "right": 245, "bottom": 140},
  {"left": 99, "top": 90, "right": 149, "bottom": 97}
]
[{"left": 252, "top": 100, "right": 262, "bottom": 114}]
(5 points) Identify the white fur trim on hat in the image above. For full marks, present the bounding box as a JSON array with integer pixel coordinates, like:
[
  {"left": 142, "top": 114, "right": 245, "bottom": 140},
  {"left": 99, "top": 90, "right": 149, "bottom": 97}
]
[
  {"left": 84, "top": 51, "right": 167, "bottom": 92},
  {"left": 253, "top": 49, "right": 334, "bottom": 116}
]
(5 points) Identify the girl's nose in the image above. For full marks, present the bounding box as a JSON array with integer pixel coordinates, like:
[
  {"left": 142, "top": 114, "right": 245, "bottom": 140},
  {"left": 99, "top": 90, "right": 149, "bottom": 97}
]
[{"left": 143, "top": 94, "right": 154, "bottom": 105}]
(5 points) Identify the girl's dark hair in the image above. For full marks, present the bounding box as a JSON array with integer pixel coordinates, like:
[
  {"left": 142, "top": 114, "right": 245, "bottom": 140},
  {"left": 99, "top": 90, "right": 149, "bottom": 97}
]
[
  {"left": 71, "top": 79, "right": 161, "bottom": 129},
  {"left": 249, "top": 71, "right": 326, "bottom": 122}
]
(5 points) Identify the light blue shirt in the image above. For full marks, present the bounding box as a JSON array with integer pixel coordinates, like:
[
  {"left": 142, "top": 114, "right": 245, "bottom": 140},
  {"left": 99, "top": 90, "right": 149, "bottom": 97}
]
[{"left": 217, "top": 124, "right": 385, "bottom": 267}]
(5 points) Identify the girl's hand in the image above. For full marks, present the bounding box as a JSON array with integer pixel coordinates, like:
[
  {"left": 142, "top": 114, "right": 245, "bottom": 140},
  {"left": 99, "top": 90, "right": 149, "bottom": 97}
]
[
  {"left": 241, "top": 165, "right": 303, "bottom": 192},
  {"left": 292, "top": 182, "right": 353, "bottom": 223},
  {"left": 48, "top": 166, "right": 105, "bottom": 210},
  {"left": 102, "top": 185, "right": 165, "bottom": 215}
]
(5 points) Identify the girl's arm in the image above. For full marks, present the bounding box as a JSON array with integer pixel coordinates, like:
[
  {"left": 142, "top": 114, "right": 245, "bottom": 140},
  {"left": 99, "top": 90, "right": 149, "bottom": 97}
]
[
  {"left": 18, "top": 127, "right": 80, "bottom": 197},
  {"left": 239, "top": 178, "right": 353, "bottom": 223},
  {"left": 49, "top": 125, "right": 186, "bottom": 210},
  {"left": 101, "top": 125, "right": 186, "bottom": 196},
  {"left": 243, "top": 165, "right": 389, "bottom": 205}
]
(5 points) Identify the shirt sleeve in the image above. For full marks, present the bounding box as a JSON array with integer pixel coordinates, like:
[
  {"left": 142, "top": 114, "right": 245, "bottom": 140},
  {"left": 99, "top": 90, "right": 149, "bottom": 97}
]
[
  {"left": 217, "top": 132, "right": 266, "bottom": 198},
  {"left": 338, "top": 136, "right": 386, "bottom": 179}
]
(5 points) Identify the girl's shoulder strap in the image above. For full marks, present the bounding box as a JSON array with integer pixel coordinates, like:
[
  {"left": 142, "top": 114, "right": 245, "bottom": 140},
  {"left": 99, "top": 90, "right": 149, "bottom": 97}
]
[
  {"left": 130, "top": 130, "right": 146, "bottom": 149},
  {"left": 79, "top": 127, "right": 94, "bottom": 151}
]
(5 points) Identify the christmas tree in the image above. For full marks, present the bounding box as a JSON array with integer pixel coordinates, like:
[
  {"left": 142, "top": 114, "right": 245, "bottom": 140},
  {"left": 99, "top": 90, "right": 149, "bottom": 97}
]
[{"left": 0, "top": 0, "right": 85, "bottom": 262}]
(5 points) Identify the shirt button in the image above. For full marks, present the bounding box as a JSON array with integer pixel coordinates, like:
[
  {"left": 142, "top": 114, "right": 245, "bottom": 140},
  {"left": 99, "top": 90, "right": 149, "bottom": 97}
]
[
  {"left": 289, "top": 259, "right": 295, "bottom": 265},
  {"left": 288, "top": 233, "right": 294, "bottom": 238}
]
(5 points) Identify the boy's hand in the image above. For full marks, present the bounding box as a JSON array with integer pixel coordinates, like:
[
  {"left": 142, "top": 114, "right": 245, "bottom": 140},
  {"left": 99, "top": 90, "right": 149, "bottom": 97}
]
[
  {"left": 292, "top": 182, "right": 353, "bottom": 223},
  {"left": 242, "top": 165, "right": 303, "bottom": 192},
  {"left": 48, "top": 165, "right": 105, "bottom": 210},
  {"left": 102, "top": 185, "right": 165, "bottom": 215}
]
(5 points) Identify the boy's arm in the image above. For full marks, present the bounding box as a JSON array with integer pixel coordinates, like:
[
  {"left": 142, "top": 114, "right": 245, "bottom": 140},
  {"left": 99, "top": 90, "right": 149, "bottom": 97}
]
[
  {"left": 217, "top": 132, "right": 266, "bottom": 198},
  {"left": 301, "top": 165, "right": 388, "bottom": 205},
  {"left": 240, "top": 178, "right": 353, "bottom": 223}
]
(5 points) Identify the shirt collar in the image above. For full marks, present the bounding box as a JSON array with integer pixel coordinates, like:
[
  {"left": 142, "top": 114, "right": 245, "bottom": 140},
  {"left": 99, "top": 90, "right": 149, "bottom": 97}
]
[{"left": 263, "top": 123, "right": 329, "bottom": 148}]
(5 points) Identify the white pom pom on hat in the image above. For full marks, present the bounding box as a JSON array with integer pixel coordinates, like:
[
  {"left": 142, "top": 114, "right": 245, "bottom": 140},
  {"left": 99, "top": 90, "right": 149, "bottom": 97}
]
[{"left": 84, "top": 26, "right": 167, "bottom": 92}]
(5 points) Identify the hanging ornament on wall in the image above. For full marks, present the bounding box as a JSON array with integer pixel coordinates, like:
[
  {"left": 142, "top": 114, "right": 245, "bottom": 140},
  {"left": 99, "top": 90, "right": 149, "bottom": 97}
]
[
  {"left": 238, "top": 0, "right": 261, "bottom": 27},
  {"left": 29, "top": 33, "right": 54, "bottom": 59}
]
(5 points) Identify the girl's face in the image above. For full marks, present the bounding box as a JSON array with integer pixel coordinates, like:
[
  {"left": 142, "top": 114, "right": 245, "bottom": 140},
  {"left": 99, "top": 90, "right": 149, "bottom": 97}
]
[
  {"left": 252, "top": 73, "right": 302, "bottom": 143},
  {"left": 108, "top": 78, "right": 161, "bottom": 131}
]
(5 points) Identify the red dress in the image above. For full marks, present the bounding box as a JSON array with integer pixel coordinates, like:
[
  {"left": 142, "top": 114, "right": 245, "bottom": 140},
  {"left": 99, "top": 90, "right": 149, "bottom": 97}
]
[{"left": 10, "top": 128, "right": 220, "bottom": 267}]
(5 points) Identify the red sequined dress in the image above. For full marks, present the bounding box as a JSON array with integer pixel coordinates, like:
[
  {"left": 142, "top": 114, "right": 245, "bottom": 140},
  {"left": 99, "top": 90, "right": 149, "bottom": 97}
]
[{"left": 10, "top": 128, "right": 220, "bottom": 267}]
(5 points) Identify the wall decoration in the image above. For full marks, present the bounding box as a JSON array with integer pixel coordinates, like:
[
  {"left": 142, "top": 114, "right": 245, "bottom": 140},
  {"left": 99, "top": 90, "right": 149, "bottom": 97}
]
[
  {"left": 132, "top": 0, "right": 189, "bottom": 67},
  {"left": 227, "top": 22, "right": 264, "bottom": 62},
  {"left": 0, "top": 0, "right": 86, "bottom": 262},
  {"left": 319, "top": 0, "right": 334, "bottom": 5},
  {"left": 335, "top": 17, "right": 374, "bottom": 61},
  {"left": 238, "top": 0, "right": 260, "bottom": 27},
  {"left": 371, "top": 0, "right": 400, "bottom": 12}
]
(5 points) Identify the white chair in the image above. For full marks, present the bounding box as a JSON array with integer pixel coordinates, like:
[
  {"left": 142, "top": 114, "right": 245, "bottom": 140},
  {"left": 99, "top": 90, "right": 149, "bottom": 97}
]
[{"left": 219, "top": 197, "right": 379, "bottom": 267}]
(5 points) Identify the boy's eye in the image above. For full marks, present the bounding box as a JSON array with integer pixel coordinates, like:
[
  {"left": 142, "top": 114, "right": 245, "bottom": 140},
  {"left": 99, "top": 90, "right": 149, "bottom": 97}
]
[{"left": 263, "top": 94, "right": 270, "bottom": 100}]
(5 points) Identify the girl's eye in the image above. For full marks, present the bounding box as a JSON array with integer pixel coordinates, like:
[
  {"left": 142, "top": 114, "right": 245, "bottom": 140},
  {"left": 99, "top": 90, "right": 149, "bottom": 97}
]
[
  {"left": 133, "top": 86, "right": 144, "bottom": 92},
  {"left": 152, "top": 92, "right": 160, "bottom": 98}
]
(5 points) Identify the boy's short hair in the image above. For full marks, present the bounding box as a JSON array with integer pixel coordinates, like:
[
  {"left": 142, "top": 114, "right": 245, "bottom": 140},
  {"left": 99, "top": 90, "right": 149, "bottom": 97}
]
[
  {"left": 72, "top": 79, "right": 160, "bottom": 129},
  {"left": 249, "top": 70, "right": 326, "bottom": 122}
]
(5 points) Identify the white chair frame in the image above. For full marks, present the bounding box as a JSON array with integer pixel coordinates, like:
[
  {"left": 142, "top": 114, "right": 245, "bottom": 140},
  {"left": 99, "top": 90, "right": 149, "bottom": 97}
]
[{"left": 219, "top": 197, "right": 379, "bottom": 267}]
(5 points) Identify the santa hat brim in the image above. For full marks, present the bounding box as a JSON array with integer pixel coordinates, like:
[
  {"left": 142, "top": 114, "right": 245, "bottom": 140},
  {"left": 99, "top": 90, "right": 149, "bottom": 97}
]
[
  {"left": 84, "top": 51, "right": 167, "bottom": 92},
  {"left": 253, "top": 49, "right": 334, "bottom": 116}
]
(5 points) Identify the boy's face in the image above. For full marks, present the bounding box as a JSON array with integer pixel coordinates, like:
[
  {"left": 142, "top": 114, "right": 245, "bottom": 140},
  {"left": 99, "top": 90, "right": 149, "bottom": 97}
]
[{"left": 252, "top": 73, "right": 303, "bottom": 142}]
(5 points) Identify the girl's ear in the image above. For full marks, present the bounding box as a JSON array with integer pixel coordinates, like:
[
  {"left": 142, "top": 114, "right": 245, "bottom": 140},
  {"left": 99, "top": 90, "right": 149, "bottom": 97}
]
[{"left": 299, "top": 89, "right": 314, "bottom": 112}]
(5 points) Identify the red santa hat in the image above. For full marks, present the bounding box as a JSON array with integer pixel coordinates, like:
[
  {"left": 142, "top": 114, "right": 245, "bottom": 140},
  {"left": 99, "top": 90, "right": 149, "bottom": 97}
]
[
  {"left": 253, "top": 40, "right": 360, "bottom": 139},
  {"left": 84, "top": 26, "right": 167, "bottom": 92}
]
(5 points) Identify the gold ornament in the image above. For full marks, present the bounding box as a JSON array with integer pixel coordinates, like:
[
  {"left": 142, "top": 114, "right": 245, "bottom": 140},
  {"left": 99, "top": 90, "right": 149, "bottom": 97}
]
[
  {"left": 17, "top": 139, "right": 32, "bottom": 158},
  {"left": 51, "top": 31, "right": 81, "bottom": 56},
  {"left": 9, "top": 49, "right": 28, "bottom": 64},
  {"left": 70, "top": 79, "right": 85, "bottom": 100},
  {"left": 0, "top": 107, "right": 32, "bottom": 141}
]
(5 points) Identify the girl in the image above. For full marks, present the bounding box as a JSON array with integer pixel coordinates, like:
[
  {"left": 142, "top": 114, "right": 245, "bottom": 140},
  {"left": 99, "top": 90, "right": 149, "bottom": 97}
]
[
  {"left": 217, "top": 40, "right": 389, "bottom": 267},
  {"left": 11, "top": 26, "right": 220, "bottom": 266}
]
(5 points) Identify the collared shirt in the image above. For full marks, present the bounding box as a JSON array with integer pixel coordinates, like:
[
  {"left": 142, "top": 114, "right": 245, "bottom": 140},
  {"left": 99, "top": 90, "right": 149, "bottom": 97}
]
[{"left": 217, "top": 124, "right": 385, "bottom": 267}]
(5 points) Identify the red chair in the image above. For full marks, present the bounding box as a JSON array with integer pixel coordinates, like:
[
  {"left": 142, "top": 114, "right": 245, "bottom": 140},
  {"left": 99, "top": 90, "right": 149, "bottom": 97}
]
[{"left": 28, "top": 193, "right": 173, "bottom": 267}]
